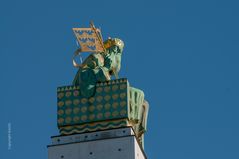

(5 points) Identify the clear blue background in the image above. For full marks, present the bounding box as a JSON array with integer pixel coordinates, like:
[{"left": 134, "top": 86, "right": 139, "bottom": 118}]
[{"left": 1, "top": 0, "right": 239, "bottom": 158}]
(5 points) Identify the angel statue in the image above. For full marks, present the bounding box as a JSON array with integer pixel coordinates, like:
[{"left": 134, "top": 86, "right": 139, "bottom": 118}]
[
  {"left": 72, "top": 38, "right": 124, "bottom": 97},
  {"left": 72, "top": 22, "right": 149, "bottom": 146}
]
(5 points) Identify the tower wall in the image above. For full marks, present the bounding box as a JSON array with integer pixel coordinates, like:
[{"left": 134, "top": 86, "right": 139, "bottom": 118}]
[{"left": 48, "top": 127, "right": 146, "bottom": 159}]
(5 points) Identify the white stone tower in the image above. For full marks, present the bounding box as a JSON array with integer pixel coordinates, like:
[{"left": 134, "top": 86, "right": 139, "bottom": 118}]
[{"left": 48, "top": 127, "right": 146, "bottom": 159}]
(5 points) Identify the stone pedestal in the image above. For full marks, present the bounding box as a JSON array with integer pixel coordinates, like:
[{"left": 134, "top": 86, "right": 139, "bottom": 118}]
[{"left": 48, "top": 127, "right": 146, "bottom": 159}]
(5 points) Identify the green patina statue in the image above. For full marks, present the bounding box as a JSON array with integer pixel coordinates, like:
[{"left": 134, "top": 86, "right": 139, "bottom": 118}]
[
  {"left": 72, "top": 37, "right": 149, "bottom": 145},
  {"left": 73, "top": 38, "right": 124, "bottom": 97}
]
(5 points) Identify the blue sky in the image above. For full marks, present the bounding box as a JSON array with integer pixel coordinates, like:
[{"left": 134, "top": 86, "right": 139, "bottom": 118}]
[{"left": 1, "top": 0, "right": 239, "bottom": 158}]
